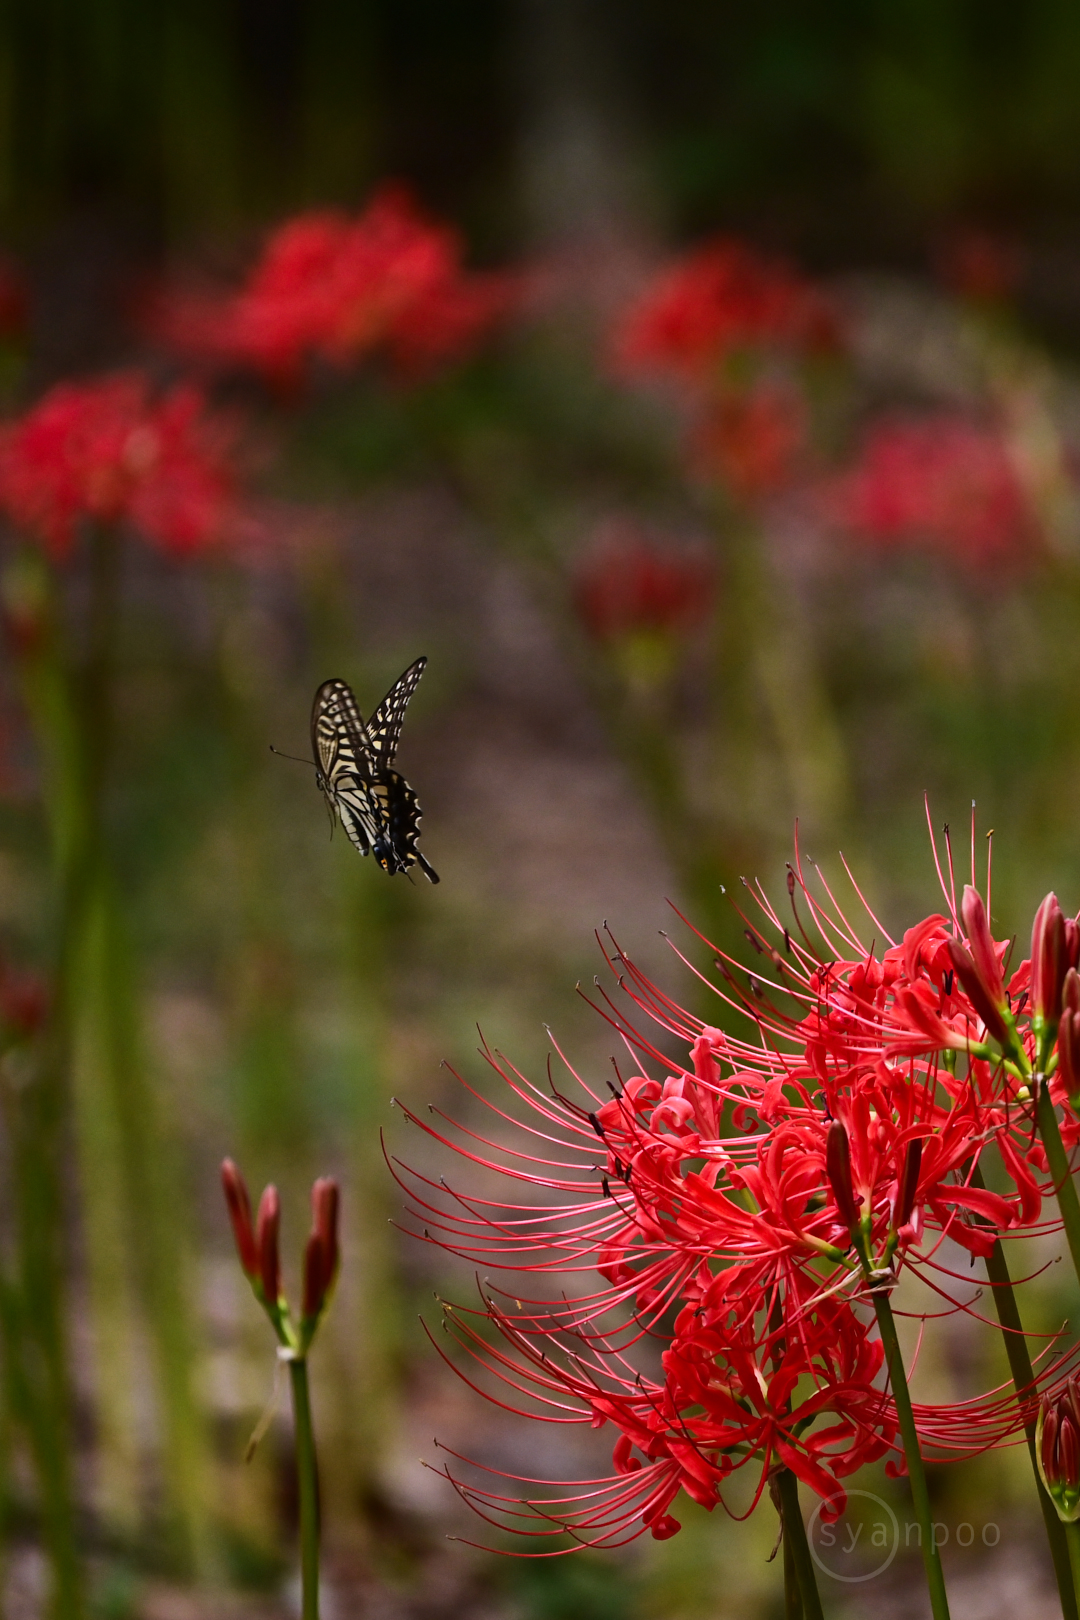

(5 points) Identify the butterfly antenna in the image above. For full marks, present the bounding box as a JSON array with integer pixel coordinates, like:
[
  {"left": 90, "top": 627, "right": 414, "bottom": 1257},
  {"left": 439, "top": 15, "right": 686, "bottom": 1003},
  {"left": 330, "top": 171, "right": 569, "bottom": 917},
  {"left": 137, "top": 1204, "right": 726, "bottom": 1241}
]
[{"left": 269, "top": 745, "right": 317, "bottom": 767}]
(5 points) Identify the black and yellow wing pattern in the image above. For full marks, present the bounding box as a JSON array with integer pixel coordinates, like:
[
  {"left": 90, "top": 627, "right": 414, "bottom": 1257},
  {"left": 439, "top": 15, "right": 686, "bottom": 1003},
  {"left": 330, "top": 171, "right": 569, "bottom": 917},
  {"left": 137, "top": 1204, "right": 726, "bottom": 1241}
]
[{"left": 310, "top": 659, "right": 439, "bottom": 883}]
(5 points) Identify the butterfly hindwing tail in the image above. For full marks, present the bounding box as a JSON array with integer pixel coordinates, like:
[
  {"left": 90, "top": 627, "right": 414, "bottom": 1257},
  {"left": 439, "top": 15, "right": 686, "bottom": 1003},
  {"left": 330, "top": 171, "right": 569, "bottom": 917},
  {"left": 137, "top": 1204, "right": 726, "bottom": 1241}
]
[{"left": 380, "top": 770, "right": 439, "bottom": 884}]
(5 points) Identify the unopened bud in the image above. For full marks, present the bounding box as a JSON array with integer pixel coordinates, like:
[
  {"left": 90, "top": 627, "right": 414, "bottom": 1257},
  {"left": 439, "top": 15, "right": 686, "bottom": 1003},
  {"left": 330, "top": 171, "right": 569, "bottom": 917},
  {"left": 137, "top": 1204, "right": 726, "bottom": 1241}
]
[
  {"left": 302, "top": 1234, "right": 329, "bottom": 1319},
  {"left": 221, "top": 1159, "right": 257, "bottom": 1278},
  {"left": 894, "top": 1138, "right": 923, "bottom": 1231},
  {"left": 1038, "top": 1380, "right": 1080, "bottom": 1521},
  {"left": 302, "top": 1177, "right": 340, "bottom": 1318},
  {"left": 826, "top": 1120, "right": 861, "bottom": 1230},
  {"left": 1067, "top": 967, "right": 1080, "bottom": 1016},
  {"left": 1060, "top": 1006, "right": 1080, "bottom": 1105},
  {"left": 946, "top": 939, "right": 1011, "bottom": 1046},
  {"left": 960, "top": 886, "right": 1006, "bottom": 1007},
  {"left": 256, "top": 1185, "right": 281, "bottom": 1305},
  {"left": 312, "top": 1177, "right": 339, "bottom": 1279},
  {"left": 1066, "top": 920, "right": 1080, "bottom": 974},
  {"left": 1032, "top": 894, "right": 1068, "bottom": 1023}
]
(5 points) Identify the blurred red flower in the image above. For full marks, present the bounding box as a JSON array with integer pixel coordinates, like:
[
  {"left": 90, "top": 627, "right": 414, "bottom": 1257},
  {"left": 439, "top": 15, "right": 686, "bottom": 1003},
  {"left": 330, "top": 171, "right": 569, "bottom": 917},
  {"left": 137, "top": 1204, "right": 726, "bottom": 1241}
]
[
  {"left": 0, "top": 372, "right": 248, "bottom": 557},
  {"left": 573, "top": 523, "right": 715, "bottom": 644},
  {"left": 149, "top": 184, "right": 514, "bottom": 389},
  {"left": 937, "top": 229, "right": 1022, "bottom": 307},
  {"left": 613, "top": 237, "right": 839, "bottom": 382},
  {"left": 0, "top": 961, "right": 48, "bottom": 1038},
  {"left": 827, "top": 415, "right": 1037, "bottom": 564},
  {"left": 695, "top": 384, "right": 806, "bottom": 500}
]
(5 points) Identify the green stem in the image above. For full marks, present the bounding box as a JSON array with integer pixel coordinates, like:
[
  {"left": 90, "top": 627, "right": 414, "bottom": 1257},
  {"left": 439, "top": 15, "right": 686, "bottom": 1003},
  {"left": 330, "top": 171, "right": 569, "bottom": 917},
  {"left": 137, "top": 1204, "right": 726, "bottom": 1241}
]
[
  {"left": 1066, "top": 1522, "right": 1080, "bottom": 1615},
  {"left": 973, "top": 1164, "right": 1077, "bottom": 1620},
  {"left": 1036, "top": 1084, "right": 1080, "bottom": 1288},
  {"left": 289, "top": 1356, "right": 321, "bottom": 1620},
  {"left": 782, "top": 1525, "right": 803, "bottom": 1620},
  {"left": 774, "top": 1467, "right": 823, "bottom": 1620},
  {"left": 872, "top": 1288, "right": 950, "bottom": 1620}
]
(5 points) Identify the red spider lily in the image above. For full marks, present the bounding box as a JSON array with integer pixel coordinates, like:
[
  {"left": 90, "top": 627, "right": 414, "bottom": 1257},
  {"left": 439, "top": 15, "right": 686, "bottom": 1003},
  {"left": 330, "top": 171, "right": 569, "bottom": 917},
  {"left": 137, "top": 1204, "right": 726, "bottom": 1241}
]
[
  {"left": 149, "top": 184, "right": 514, "bottom": 391},
  {"left": 0, "top": 372, "right": 250, "bottom": 557},
  {"left": 394, "top": 838, "right": 1047, "bottom": 1548},
  {"left": 693, "top": 383, "right": 806, "bottom": 500},
  {"left": 732, "top": 817, "right": 1080, "bottom": 1251},
  {"left": 573, "top": 522, "right": 715, "bottom": 645},
  {"left": 612, "top": 238, "right": 838, "bottom": 383},
  {"left": 426, "top": 1284, "right": 894, "bottom": 1547},
  {"left": 826, "top": 414, "right": 1037, "bottom": 565}
]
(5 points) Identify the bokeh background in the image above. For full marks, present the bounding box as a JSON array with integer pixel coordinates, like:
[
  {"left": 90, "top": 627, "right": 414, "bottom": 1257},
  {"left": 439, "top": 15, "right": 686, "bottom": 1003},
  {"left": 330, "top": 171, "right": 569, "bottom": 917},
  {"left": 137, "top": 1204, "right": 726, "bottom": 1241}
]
[{"left": 4, "top": 3, "right": 1080, "bottom": 1616}]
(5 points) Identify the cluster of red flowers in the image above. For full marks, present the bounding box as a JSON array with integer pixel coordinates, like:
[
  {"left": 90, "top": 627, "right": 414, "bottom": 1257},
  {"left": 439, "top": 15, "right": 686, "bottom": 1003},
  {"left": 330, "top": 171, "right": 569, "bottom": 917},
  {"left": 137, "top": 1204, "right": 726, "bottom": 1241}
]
[
  {"left": 613, "top": 239, "right": 838, "bottom": 382},
  {"left": 150, "top": 185, "right": 514, "bottom": 390},
  {"left": 611, "top": 238, "right": 837, "bottom": 505},
  {"left": 396, "top": 812, "right": 1079, "bottom": 1550},
  {"left": 0, "top": 372, "right": 247, "bottom": 557},
  {"left": 827, "top": 415, "right": 1036, "bottom": 564},
  {"left": 573, "top": 522, "right": 715, "bottom": 645}
]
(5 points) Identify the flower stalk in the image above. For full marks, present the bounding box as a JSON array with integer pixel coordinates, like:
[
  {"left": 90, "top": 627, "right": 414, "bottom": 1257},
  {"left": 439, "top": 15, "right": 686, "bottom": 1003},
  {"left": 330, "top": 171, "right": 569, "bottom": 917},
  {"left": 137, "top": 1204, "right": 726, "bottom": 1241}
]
[
  {"left": 289, "top": 1357, "right": 320, "bottom": 1620},
  {"left": 774, "top": 1467, "right": 823, "bottom": 1620},
  {"left": 972, "top": 1164, "right": 1078, "bottom": 1620},
  {"left": 826, "top": 1119, "right": 950, "bottom": 1619},
  {"left": 871, "top": 1284, "right": 951, "bottom": 1620},
  {"left": 1036, "top": 1084, "right": 1080, "bottom": 1288}
]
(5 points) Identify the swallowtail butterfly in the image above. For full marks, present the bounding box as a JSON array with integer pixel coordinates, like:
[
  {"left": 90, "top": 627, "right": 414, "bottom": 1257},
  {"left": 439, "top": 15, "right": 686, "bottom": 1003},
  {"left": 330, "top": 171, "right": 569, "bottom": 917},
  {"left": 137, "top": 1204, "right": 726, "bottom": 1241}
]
[{"left": 310, "top": 658, "right": 439, "bottom": 883}]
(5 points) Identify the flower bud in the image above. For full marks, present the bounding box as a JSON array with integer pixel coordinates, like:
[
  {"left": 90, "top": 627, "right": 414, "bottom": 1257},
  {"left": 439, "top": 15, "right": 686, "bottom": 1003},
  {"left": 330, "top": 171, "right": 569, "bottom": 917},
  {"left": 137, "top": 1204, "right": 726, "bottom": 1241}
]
[
  {"left": 302, "top": 1177, "right": 340, "bottom": 1318},
  {"left": 826, "top": 1120, "right": 861, "bottom": 1230},
  {"left": 1066, "top": 967, "right": 1080, "bottom": 1016},
  {"left": 256, "top": 1184, "right": 281, "bottom": 1305},
  {"left": 1059, "top": 1003, "right": 1080, "bottom": 1105},
  {"left": 946, "top": 939, "right": 1011, "bottom": 1046},
  {"left": 312, "top": 1177, "right": 339, "bottom": 1275},
  {"left": 1066, "top": 919, "right": 1080, "bottom": 974},
  {"left": 894, "top": 1138, "right": 923, "bottom": 1232},
  {"left": 961, "top": 885, "right": 1006, "bottom": 1007},
  {"left": 1032, "top": 893, "right": 1068, "bottom": 1024},
  {"left": 221, "top": 1159, "right": 257, "bottom": 1278},
  {"left": 1038, "top": 1380, "right": 1080, "bottom": 1521},
  {"left": 302, "top": 1234, "right": 327, "bottom": 1319}
]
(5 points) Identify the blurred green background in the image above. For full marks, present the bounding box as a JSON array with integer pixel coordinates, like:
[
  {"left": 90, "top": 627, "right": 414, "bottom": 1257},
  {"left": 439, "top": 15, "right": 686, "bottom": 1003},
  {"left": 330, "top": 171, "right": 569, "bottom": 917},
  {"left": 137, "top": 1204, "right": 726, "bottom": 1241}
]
[{"left": 3, "top": 3, "right": 1080, "bottom": 1617}]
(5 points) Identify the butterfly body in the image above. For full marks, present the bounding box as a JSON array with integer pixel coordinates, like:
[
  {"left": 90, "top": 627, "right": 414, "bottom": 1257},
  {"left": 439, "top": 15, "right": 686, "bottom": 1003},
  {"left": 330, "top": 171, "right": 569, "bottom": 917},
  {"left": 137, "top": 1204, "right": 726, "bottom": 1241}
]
[{"left": 310, "top": 660, "right": 439, "bottom": 883}]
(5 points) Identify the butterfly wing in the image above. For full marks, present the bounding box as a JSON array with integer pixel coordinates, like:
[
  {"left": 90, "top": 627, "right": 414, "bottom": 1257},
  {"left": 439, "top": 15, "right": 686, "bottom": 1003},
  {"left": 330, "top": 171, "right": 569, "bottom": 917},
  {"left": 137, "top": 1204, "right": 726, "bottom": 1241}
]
[
  {"left": 365, "top": 656, "right": 427, "bottom": 769},
  {"left": 310, "top": 678, "right": 385, "bottom": 852},
  {"left": 333, "top": 777, "right": 387, "bottom": 860},
  {"left": 373, "top": 771, "right": 439, "bottom": 883},
  {"left": 311, "top": 678, "right": 375, "bottom": 785}
]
